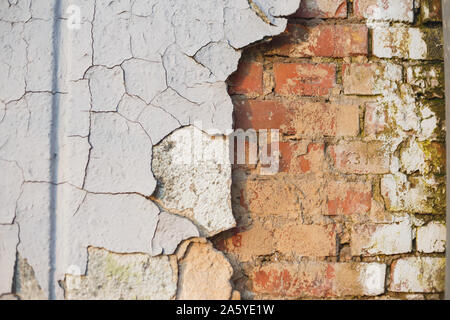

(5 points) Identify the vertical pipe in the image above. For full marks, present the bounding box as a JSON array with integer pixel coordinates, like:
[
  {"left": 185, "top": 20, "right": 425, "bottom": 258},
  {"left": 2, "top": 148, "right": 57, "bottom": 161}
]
[{"left": 49, "top": 0, "right": 62, "bottom": 300}]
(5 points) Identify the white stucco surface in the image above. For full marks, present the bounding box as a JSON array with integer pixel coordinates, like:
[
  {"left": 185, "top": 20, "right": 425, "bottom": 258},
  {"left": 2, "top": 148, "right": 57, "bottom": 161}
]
[{"left": 0, "top": 0, "right": 301, "bottom": 299}]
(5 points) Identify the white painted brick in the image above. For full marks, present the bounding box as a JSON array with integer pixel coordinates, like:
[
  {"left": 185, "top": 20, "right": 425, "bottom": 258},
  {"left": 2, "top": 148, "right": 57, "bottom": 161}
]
[
  {"left": 417, "top": 221, "right": 446, "bottom": 253},
  {"left": 355, "top": 0, "right": 414, "bottom": 22},
  {"left": 389, "top": 257, "right": 445, "bottom": 292},
  {"left": 351, "top": 220, "right": 412, "bottom": 255},
  {"left": 372, "top": 27, "right": 443, "bottom": 60}
]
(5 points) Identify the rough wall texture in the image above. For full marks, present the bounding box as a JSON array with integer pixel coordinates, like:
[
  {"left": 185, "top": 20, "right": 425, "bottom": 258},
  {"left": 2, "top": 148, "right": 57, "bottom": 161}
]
[
  {"left": 0, "top": 0, "right": 301, "bottom": 300},
  {"left": 214, "top": 0, "right": 447, "bottom": 299}
]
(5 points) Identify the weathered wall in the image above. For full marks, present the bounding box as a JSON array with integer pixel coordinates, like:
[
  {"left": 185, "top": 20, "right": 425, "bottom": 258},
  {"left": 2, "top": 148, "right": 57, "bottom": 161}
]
[
  {"left": 0, "top": 0, "right": 301, "bottom": 300},
  {"left": 215, "top": 0, "right": 447, "bottom": 299}
]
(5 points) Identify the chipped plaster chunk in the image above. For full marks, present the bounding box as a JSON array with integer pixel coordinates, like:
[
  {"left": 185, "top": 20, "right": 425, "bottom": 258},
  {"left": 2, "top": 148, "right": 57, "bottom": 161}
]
[
  {"left": 10, "top": 255, "right": 47, "bottom": 300},
  {"left": 176, "top": 239, "right": 233, "bottom": 300},
  {"left": 65, "top": 247, "right": 177, "bottom": 300},
  {"left": 151, "top": 211, "right": 199, "bottom": 256},
  {"left": 85, "top": 66, "right": 125, "bottom": 112},
  {"left": 84, "top": 113, "right": 156, "bottom": 195},
  {"left": 0, "top": 224, "right": 19, "bottom": 295},
  {"left": 194, "top": 42, "right": 242, "bottom": 82},
  {"left": 0, "top": 160, "right": 23, "bottom": 224},
  {"left": 153, "top": 126, "right": 235, "bottom": 237},
  {"left": 122, "top": 59, "right": 167, "bottom": 104}
]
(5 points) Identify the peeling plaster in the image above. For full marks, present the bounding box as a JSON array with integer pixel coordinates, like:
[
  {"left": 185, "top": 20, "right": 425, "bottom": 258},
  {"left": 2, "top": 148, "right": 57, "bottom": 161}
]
[{"left": 0, "top": 0, "right": 301, "bottom": 299}]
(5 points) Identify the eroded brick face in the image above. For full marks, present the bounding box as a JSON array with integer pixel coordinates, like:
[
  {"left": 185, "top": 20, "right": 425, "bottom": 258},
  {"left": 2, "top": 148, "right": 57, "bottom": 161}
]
[{"left": 217, "top": 0, "right": 446, "bottom": 300}]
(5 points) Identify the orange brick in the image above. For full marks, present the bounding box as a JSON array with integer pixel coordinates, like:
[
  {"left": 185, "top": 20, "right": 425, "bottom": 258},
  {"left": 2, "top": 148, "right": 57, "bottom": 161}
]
[
  {"left": 274, "top": 63, "right": 336, "bottom": 96},
  {"left": 274, "top": 223, "right": 336, "bottom": 257},
  {"left": 228, "top": 61, "right": 263, "bottom": 96},
  {"left": 326, "top": 180, "right": 372, "bottom": 216},
  {"left": 268, "top": 24, "right": 367, "bottom": 58},
  {"left": 279, "top": 141, "right": 325, "bottom": 174},
  {"left": 219, "top": 219, "right": 274, "bottom": 262},
  {"left": 293, "top": 102, "right": 359, "bottom": 138},
  {"left": 243, "top": 176, "right": 325, "bottom": 218},
  {"left": 328, "top": 141, "right": 390, "bottom": 174}
]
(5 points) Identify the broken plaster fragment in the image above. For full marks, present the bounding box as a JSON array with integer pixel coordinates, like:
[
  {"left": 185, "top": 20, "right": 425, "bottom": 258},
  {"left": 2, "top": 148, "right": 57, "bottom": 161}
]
[
  {"left": 152, "top": 126, "right": 235, "bottom": 237},
  {"left": 194, "top": 42, "right": 242, "bottom": 82},
  {"left": 0, "top": 224, "right": 19, "bottom": 296},
  {"left": 151, "top": 211, "right": 199, "bottom": 256},
  {"left": 65, "top": 247, "right": 178, "bottom": 300}
]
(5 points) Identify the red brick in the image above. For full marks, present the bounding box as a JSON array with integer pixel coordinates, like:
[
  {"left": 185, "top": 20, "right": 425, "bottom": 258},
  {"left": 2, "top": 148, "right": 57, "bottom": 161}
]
[
  {"left": 293, "top": 0, "right": 347, "bottom": 18},
  {"left": 328, "top": 141, "right": 390, "bottom": 174},
  {"left": 233, "top": 99, "right": 359, "bottom": 138},
  {"left": 252, "top": 261, "right": 386, "bottom": 297},
  {"left": 421, "top": 0, "right": 442, "bottom": 22},
  {"left": 233, "top": 99, "right": 295, "bottom": 133},
  {"left": 274, "top": 63, "right": 336, "bottom": 96},
  {"left": 326, "top": 180, "right": 372, "bottom": 216},
  {"left": 228, "top": 61, "right": 263, "bottom": 96},
  {"left": 268, "top": 24, "right": 368, "bottom": 58}
]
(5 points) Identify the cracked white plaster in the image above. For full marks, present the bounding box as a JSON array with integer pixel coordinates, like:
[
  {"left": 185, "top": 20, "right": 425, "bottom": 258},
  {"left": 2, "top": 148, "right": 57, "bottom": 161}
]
[
  {"left": 85, "top": 66, "right": 125, "bottom": 112},
  {"left": 84, "top": 112, "right": 157, "bottom": 195},
  {"left": 16, "top": 182, "right": 160, "bottom": 299},
  {"left": 0, "top": 0, "right": 301, "bottom": 299},
  {"left": 0, "top": 21, "right": 27, "bottom": 102},
  {"left": 122, "top": 59, "right": 167, "bottom": 104},
  {"left": 0, "top": 160, "right": 23, "bottom": 224}
]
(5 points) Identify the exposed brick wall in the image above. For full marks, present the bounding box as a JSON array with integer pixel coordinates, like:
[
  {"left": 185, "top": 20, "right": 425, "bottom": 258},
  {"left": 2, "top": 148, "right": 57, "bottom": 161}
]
[{"left": 215, "top": 0, "right": 446, "bottom": 300}]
